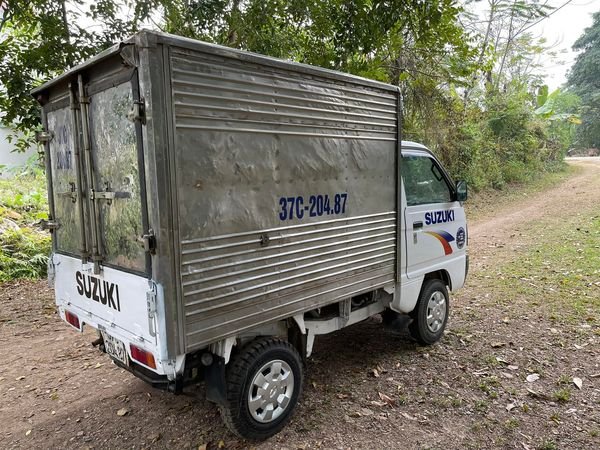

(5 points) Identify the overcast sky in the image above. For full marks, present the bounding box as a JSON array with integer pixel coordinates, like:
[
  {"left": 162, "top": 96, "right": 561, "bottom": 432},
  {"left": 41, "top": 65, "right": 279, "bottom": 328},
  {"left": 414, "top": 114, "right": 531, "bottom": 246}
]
[{"left": 530, "top": 0, "right": 598, "bottom": 89}]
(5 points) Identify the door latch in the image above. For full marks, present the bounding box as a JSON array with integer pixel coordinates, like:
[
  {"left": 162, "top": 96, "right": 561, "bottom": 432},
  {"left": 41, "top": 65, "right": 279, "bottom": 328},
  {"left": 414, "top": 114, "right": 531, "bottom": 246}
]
[
  {"left": 90, "top": 181, "right": 131, "bottom": 204},
  {"left": 57, "top": 181, "right": 78, "bottom": 203}
]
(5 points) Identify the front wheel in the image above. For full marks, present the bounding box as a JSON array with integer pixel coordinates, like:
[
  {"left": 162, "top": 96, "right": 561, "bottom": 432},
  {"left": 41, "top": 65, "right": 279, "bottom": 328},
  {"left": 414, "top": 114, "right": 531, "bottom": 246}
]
[
  {"left": 409, "top": 279, "right": 450, "bottom": 345},
  {"left": 220, "top": 337, "right": 303, "bottom": 440}
]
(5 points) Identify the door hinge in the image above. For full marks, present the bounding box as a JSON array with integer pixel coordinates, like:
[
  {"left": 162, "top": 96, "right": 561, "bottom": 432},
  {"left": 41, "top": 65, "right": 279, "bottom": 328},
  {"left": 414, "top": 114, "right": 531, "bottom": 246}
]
[
  {"left": 35, "top": 130, "right": 54, "bottom": 144},
  {"left": 127, "top": 98, "right": 146, "bottom": 124},
  {"left": 38, "top": 219, "right": 60, "bottom": 231},
  {"left": 140, "top": 229, "right": 157, "bottom": 254}
]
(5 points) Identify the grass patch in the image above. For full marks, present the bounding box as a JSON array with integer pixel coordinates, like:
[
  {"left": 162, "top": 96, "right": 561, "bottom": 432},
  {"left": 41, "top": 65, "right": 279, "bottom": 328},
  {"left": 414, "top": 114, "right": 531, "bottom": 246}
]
[
  {"left": 0, "top": 163, "right": 50, "bottom": 283},
  {"left": 490, "top": 207, "right": 600, "bottom": 326},
  {"left": 552, "top": 388, "right": 571, "bottom": 403},
  {"left": 538, "top": 440, "right": 558, "bottom": 450}
]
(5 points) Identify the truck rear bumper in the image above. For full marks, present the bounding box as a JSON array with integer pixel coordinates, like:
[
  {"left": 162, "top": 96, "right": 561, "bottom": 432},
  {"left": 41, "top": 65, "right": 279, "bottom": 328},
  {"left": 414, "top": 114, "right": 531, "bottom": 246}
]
[{"left": 51, "top": 253, "right": 173, "bottom": 378}]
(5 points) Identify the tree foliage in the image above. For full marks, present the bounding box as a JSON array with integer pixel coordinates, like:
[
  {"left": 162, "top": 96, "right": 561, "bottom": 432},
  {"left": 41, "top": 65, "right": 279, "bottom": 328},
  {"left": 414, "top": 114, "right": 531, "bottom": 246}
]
[
  {"left": 0, "top": 0, "right": 155, "bottom": 151},
  {"left": 567, "top": 11, "right": 600, "bottom": 148}
]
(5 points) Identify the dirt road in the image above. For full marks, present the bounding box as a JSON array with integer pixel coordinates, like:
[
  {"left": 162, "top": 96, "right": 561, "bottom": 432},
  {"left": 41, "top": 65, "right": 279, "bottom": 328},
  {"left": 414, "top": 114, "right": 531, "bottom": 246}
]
[{"left": 1, "top": 159, "right": 599, "bottom": 450}]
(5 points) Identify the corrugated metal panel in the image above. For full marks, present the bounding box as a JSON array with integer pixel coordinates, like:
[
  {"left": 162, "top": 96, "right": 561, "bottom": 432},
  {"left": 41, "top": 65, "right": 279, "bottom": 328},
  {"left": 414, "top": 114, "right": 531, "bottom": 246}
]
[
  {"left": 171, "top": 50, "right": 397, "bottom": 142},
  {"left": 181, "top": 213, "right": 395, "bottom": 345},
  {"left": 169, "top": 47, "right": 398, "bottom": 351}
]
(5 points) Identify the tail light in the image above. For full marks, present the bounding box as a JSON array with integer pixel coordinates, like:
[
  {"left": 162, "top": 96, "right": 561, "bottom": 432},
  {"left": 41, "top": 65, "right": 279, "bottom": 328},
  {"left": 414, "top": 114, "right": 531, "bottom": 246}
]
[
  {"left": 64, "top": 310, "right": 80, "bottom": 329},
  {"left": 130, "top": 344, "right": 157, "bottom": 369}
]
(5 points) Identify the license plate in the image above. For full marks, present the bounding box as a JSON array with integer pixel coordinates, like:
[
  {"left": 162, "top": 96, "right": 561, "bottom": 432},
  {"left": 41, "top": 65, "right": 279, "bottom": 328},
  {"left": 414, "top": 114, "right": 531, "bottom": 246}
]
[{"left": 101, "top": 331, "right": 128, "bottom": 366}]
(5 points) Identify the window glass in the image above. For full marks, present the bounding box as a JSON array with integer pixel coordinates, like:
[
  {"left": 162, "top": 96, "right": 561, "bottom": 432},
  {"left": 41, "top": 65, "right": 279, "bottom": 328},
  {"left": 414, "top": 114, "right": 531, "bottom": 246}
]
[{"left": 402, "top": 154, "right": 452, "bottom": 206}]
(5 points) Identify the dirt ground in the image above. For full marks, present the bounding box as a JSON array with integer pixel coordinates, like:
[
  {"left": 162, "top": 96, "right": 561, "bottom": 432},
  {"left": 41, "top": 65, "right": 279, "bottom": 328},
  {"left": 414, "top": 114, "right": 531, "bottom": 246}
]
[{"left": 1, "top": 158, "right": 599, "bottom": 450}]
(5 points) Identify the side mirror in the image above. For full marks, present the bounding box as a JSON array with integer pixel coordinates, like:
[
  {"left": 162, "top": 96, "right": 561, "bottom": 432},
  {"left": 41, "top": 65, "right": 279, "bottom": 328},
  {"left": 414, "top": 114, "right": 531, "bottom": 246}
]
[{"left": 456, "top": 180, "right": 468, "bottom": 202}]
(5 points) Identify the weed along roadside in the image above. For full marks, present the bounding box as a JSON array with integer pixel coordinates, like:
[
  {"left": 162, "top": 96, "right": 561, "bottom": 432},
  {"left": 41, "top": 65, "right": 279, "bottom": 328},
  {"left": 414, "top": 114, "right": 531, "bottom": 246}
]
[{"left": 0, "top": 163, "right": 50, "bottom": 282}]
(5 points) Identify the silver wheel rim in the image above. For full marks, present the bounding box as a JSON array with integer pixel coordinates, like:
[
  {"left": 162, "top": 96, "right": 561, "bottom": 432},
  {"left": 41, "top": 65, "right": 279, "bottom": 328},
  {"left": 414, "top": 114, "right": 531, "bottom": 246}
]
[
  {"left": 248, "top": 359, "right": 294, "bottom": 423},
  {"left": 426, "top": 291, "right": 447, "bottom": 333}
]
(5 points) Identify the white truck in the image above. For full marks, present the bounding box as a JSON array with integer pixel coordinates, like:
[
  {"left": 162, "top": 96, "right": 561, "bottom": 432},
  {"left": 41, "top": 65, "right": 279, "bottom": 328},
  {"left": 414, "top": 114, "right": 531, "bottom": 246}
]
[{"left": 33, "top": 30, "right": 468, "bottom": 439}]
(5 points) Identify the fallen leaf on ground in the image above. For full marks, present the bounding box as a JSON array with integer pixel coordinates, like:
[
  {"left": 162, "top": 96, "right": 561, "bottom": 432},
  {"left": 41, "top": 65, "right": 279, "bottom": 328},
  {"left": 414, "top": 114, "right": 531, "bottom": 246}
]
[
  {"left": 371, "top": 368, "right": 380, "bottom": 378},
  {"left": 116, "top": 408, "right": 129, "bottom": 417},
  {"left": 25, "top": 430, "right": 32, "bottom": 436},
  {"left": 572, "top": 377, "right": 583, "bottom": 390},
  {"left": 370, "top": 401, "right": 387, "bottom": 407},
  {"left": 198, "top": 445, "right": 207, "bottom": 450},
  {"left": 218, "top": 440, "right": 225, "bottom": 449},
  {"left": 526, "top": 388, "right": 547, "bottom": 399},
  {"left": 16, "top": 376, "right": 25, "bottom": 381},
  {"left": 378, "top": 392, "right": 396, "bottom": 407},
  {"left": 491, "top": 342, "right": 506, "bottom": 348},
  {"left": 526, "top": 373, "right": 540, "bottom": 383},
  {"left": 506, "top": 403, "right": 516, "bottom": 411},
  {"left": 508, "top": 365, "right": 519, "bottom": 371}
]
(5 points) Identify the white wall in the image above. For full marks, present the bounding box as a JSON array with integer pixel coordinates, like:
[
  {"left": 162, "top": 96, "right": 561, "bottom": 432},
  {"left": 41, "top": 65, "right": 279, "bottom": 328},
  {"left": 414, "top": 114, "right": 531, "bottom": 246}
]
[{"left": 0, "top": 125, "right": 39, "bottom": 178}]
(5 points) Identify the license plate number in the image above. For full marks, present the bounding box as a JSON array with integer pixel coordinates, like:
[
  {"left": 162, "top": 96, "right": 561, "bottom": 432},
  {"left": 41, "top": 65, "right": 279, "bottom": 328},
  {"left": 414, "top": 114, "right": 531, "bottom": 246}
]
[{"left": 101, "top": 331, "right": 128, "bottom": 366}]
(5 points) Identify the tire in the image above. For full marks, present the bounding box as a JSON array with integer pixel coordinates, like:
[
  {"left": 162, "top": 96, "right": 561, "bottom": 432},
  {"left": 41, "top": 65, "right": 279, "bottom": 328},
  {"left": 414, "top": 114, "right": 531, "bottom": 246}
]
[
  {"left": 409, "top": 278, "right": 450, "bottom": 345},
  {"left": 220, "top": 337, "right": 303, "bottom": 440}
]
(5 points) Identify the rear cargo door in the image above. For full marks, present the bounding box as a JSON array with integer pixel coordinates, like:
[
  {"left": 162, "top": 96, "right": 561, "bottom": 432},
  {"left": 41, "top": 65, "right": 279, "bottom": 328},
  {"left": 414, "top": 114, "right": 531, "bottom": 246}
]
[
  {"left": 44, "top": 73, "right": 149, "bottom": 274},
  {"left": 46, "top": 104, "right": 86, "bottom": 256},
  {"left": 86, "top": 77, "right": 148, "bottom": 273}
]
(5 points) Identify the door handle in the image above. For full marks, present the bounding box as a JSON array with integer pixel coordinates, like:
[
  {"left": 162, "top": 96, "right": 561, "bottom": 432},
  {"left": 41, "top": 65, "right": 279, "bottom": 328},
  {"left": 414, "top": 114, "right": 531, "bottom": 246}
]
[{"left": 413, "top": 221, "right": 423, "bottom": 229}]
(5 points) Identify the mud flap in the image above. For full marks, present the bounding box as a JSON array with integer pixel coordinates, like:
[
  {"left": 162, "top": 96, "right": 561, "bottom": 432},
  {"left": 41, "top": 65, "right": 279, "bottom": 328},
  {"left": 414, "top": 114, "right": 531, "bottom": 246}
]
[{"left": 205, "top": 356, "right": 227, "bottom": 405}]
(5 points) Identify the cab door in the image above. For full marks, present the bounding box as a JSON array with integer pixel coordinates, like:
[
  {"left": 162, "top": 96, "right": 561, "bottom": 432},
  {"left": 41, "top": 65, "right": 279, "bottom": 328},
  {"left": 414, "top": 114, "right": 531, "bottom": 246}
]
[{"left": 402, "top": 151, "right": 467, "bottom": 280}]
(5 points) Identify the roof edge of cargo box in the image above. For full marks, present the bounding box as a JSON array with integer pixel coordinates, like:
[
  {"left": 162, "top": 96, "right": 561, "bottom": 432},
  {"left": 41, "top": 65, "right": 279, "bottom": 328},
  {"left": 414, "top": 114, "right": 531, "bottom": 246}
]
[
  {"left": 31, "top": 41, "right": 126, "bottom": 97},
  {"left": 32, "top": 29, "right": 399, "bottom": 98}
]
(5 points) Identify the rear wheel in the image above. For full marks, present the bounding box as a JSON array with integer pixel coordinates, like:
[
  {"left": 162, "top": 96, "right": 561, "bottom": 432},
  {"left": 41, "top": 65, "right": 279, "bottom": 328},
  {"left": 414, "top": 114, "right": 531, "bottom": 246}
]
[
  {"left": 409, "top": 279, "right": 449, "bottom": 345},
  {"left": 220, "top": 337, "right": 303, "bottom": 440}
]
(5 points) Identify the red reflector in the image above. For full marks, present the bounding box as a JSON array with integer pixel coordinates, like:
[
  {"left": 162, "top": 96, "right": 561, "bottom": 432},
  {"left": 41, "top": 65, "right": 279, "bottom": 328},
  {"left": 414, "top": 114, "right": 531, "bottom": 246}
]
[
  {"left": 130, "top": 344, "right": 156, "bottom": 369},
  {"left": 64, "top": 310, "right": 80, "bottom": 329}
]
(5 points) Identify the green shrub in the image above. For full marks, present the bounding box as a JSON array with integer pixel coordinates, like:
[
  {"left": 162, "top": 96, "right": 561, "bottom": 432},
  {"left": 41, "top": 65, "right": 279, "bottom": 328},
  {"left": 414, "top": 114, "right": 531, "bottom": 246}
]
[
  {"left": 0, "top": 227, "right": 51, "bottom": 282},
  {"left": 0, "top": 161, "right": 51, "bottom": 283}
]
